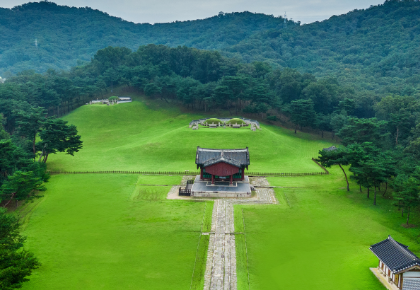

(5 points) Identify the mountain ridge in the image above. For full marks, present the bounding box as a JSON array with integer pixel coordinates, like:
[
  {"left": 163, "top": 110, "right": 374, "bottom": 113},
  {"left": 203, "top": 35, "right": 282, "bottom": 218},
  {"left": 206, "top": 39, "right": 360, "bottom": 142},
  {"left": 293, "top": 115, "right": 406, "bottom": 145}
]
[
  {"left": 0, "top": 2, "right": 289, "bottom": 74},
  {"left": 1, "top": 0, "right": 420, "bottom": 96}
]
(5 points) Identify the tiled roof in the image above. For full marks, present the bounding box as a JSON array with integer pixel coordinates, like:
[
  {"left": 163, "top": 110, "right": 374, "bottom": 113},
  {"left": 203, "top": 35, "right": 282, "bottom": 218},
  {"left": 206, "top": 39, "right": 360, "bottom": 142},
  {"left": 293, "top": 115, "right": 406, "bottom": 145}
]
[
  {"left": 196, "top": 147, "right": 250, "bottom": 167},
  {"left": 323, "top": 146, "right": 338, "bottom": 152},
  {"left": 370, "top": 236, "right": 420, "bottom": 274},
  {"left": 189, "top": 117, "right": 260, "bottom": 127},
  {"left": 403, "top": 278, "right": 420, "bottom": 290},
  {"left": 203, "top": 156, "right": 242, "bottom": 168}
]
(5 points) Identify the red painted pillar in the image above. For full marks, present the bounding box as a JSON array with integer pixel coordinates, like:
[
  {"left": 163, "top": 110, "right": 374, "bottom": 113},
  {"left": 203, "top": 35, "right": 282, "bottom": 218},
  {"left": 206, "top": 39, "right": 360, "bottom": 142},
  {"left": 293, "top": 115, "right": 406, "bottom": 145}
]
[
  {"left": 211, "top": 174, "right": 215, "bottom": 184},
  {"left": 241, "top": 168, "right": 244, "bottom": 180},
  {"left": 230, "top": 174, "right": 233, "bottom": 185},
  {"left": 200, "top": 168, "right": 203, "bottom": 180}
]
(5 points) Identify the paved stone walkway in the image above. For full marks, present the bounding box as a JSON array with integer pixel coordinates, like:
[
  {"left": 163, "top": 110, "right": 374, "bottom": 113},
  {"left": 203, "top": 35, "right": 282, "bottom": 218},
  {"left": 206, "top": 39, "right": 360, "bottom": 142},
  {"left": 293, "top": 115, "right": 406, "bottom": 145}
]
[
  {"left": 203, "top": 200, "right": 237, "bottom": 290},
  {"left": 203, "top": 177, "right": 277, "bottom": 290}
]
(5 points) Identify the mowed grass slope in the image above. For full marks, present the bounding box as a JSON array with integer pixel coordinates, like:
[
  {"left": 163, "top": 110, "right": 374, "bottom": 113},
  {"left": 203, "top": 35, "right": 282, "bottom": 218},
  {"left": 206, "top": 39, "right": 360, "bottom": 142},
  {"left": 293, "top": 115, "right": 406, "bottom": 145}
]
[
  {"left": 235, "top": 166, "right": 420, "bottom": 290},
  {"left": 21, "top": 97, "right": 419, "bottom": 290},
  {"left": 48, "top": 98, "right": 335, "bottom": 172},
  {"left": 21, "top": 174, "right": 206, "bottom": 290}
]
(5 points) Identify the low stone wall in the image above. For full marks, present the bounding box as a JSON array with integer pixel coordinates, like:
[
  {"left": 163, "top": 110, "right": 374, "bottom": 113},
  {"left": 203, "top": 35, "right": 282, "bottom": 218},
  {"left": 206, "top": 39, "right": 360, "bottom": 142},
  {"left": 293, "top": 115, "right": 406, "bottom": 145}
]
[{"left": 191, "top": 191, "right": 251, "bottom": 198}]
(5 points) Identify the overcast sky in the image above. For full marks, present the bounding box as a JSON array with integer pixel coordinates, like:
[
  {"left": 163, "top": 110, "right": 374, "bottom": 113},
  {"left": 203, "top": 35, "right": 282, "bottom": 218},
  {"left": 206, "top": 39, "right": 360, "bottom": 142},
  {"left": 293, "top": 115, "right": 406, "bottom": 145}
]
[{"left": 0, "top": 0, "right": 384, "bottom": 24}]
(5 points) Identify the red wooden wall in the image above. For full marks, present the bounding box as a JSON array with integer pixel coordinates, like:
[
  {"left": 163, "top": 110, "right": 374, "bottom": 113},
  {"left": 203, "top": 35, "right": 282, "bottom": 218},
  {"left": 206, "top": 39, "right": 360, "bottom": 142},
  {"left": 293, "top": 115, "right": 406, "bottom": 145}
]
[{"left": 205, "top": 162, "right": 240, "bottom": 177}]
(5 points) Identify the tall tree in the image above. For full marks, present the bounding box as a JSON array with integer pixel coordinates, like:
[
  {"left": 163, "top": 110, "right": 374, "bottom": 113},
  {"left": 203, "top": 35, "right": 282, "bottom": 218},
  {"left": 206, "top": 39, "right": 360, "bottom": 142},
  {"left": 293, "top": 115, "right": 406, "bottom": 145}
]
[
  {"left": 346, "top": 142, "right": 382, "bottom": 195},
  {"left": 317, "top": 147, "right": 350, "bottom": 191},
  {"left": 375, "top": 95, "right": 419, "bottom": 146},
  {"left": 338, "top": 117, "right": 388, "bottom": 147},
  {"left": 38, "top": 118, "right": 83, "bottom": 163},
  {"left": 15, "top": 107, "right": 46, "bottom": 157},
  {"left": 392, "top": 176, "right": 420, "bottom": 225},
  {"left": 0, "top": 208, "right": 40, "bottom": 290},
  {"left": 359, "top": 159, "right": 387, "bottom": 205},
  {"left": 0, "top": 171, "right": 46, "bottom": 206},
  {"left": 290, "top": 99, "right": 316, "bottom": 133}
]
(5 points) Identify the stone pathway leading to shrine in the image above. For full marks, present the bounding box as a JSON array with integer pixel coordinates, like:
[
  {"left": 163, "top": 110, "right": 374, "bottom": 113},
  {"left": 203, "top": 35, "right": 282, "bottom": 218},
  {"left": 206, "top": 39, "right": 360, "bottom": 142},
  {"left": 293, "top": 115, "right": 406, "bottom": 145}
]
[
  {"left": 203, "top": 200, "right": 236, "bottom": 290},
  {"left": 203, "top": 177, "right": 277, "bottom": 290}
]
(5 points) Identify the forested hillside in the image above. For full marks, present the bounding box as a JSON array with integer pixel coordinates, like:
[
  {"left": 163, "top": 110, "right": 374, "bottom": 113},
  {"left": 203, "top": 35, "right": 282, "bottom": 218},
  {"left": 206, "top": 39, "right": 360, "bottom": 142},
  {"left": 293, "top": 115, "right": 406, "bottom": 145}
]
[
  {"left": 0, "top": 0, "right": 419, "bottom": 96},
  {"left": 0, "top": 1, "right": 286, "bottom": 74},
  {"left": 225, "top": 0, "right": 420, "bottom": 94}
]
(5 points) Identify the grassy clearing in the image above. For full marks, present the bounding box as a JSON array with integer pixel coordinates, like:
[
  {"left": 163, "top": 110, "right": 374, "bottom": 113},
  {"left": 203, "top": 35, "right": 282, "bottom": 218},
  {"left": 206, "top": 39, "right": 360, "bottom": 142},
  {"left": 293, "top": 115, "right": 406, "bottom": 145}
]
[
  {"left": 190, "top": 201, "right": 213, "bottom": 289},
  {"left": 202, "top": 201, "right": 214, "bottom": 233},
  {"left": 20, "top": 174, "right": 205, "bottom": 290},
  {"left": 21, "top": 95, "right": 420, "bottom": 289},
  {"left": 48, "top": 97, "right": 335, "bottom": 173},
  {"left": 190, "top": 234, "right": 210, "bottom": 290},
  {"left": 235, "top": 166, "right": 420, "bottom": 290},
  {"left": 234, "top": 208, "right": 249, "bottom": 290}
]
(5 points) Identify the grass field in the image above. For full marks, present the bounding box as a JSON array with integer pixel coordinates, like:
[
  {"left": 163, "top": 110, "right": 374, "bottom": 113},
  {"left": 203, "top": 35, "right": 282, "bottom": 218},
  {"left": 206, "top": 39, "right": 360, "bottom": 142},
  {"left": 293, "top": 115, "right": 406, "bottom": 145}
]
[
  {"left": 47, "top": 98, "right": 335, "bottom": 173},
  {"left": 20, "top": 174, "right": 212, "bottom": 290},
  {"left": 17, "top": 96, "right": 420, "bottom": 289},
  {"left": 234, "top": 166, "right": 420, "bottom": 290}
]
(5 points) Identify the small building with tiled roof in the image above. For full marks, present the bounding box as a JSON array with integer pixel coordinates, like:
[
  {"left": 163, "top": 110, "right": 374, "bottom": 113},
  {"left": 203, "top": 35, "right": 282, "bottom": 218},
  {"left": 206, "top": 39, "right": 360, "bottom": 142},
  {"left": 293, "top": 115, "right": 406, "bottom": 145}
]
[
  {"left": 323, "top": 146, "right": 338, "bottom": 152},
  {"left": 370, "top": 236, "right": 420, "bottom": 289},
  {"left": 195, "top": 147, "right": 250, "bottom": 184}
]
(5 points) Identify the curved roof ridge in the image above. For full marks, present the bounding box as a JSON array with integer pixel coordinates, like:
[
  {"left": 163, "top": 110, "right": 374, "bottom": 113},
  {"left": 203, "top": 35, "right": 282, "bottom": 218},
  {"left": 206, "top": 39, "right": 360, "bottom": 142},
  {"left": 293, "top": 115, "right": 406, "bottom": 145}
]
[
  {"left": 197, "top": 146, "right": 249, "bottom": 151},
  {"left": 370, "top": 236, "right": 420, "bottom": 273},
  {"left": 196, "top": 147, "right": 250, "bottom": 167},
  {"left": 388, "top": 236, "right": 419, "bottom": 261}
]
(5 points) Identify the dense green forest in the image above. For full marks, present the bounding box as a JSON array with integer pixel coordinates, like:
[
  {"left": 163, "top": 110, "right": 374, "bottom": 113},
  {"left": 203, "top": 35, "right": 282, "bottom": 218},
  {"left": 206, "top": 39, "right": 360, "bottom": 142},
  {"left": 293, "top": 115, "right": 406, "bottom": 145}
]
[
  {"left": 1, "top": 0, "right": 420, "bottom": 97},
  {"left": 226, "top": 0, "right": 420, "bottom": 95},
  {"left": 0, "top": 2, "right": 287, "bottom": 74}
]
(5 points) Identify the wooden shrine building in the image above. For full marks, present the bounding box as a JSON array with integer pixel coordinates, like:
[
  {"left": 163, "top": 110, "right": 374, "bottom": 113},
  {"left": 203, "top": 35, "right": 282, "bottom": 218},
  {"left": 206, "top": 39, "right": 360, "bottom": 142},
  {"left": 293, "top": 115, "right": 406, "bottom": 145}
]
[
  {"left": 370, "top": 236, "right": 420, "bottom": 290},
  {"left": 195, "top": 147, "right": 250, "bottom": 185}
]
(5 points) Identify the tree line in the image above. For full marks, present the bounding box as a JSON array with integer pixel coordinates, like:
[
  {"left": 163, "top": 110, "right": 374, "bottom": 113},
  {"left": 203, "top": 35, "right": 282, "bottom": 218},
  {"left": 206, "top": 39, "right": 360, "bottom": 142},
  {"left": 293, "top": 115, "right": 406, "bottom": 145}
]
[
  {"left": 1, "top": 1, "right": 420, "bottom": 101},
  {"left": 0, "top": 97, "right": 82, "bottom": 290},
  {"left": 317, "top": 96, "right": 420, "bottom": 224}
]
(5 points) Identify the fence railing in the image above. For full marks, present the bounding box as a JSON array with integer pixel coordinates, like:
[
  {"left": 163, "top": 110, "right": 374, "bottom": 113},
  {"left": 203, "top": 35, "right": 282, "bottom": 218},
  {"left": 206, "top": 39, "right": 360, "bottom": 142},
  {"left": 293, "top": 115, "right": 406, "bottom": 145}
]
[
  {"left": 47, "top": 170, "right": 200, "bottom": 175},
  {"left": 47, "top": 170, "right": 328, "bottom": 176},
  {"left": 179, "top": 188, "right": 192, "bottom": 196},
  {"left": 311, "top": 158, "right": 329, "bottom": 174}
]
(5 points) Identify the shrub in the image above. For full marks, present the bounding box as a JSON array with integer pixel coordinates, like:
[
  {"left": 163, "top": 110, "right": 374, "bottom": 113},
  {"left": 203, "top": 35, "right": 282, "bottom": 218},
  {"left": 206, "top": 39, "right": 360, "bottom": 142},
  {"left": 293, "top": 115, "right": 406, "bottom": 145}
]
[
  {"left": 226, "top": 118, "right": 246, "bottom": 125},
  {"left": 204, "top": 118, "right": 223, "bottom": 125}
]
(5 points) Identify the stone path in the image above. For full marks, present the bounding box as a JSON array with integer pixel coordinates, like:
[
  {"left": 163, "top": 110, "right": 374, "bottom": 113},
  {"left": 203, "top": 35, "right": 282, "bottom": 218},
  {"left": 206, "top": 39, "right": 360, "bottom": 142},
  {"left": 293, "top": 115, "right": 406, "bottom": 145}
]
[
  {"left": 203, "top": 177, "right": 277, "bottom": 290},
  {"left": 204, "top": 200, "right": 237, "bottom": 290}
]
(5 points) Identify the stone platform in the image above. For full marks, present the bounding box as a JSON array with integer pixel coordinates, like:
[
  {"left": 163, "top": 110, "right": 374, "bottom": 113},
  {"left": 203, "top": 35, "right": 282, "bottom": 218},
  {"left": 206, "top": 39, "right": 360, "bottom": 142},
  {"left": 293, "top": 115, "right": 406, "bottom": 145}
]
[{"left": 191, "top": 176, "right": 252, "bottom": 198}]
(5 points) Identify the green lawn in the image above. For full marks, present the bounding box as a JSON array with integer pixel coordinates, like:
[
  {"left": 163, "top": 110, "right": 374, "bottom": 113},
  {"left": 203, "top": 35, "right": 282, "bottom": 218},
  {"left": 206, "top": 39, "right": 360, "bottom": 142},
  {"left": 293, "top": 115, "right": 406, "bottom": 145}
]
[
  {"left": 235, "top": 166, "right": 420, "bottom": 290},
  {"left": 20, "top": 174, "right": 210, "bottom": 290},
  {"left": 17, "top": 96, "right": 420, "bottom": 289},
  {"left": 47, "top": 98, "right": 335, "bottom": 173}
]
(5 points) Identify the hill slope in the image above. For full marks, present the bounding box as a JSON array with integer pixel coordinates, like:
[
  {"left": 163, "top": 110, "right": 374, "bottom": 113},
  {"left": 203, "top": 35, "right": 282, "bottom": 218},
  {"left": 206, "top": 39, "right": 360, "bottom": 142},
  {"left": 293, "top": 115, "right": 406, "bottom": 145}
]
[
  {"left": 225, "top": 0, "right": 420, "bottom": 94},
  {"left": 1, "top": 1, "right": 420, "bottom": 95},
  {"left": 0, "top": 2, "right": 285, "bottom": 73},
  {"left": 47, "top": 97, "right": 334, "bottom": 172}
]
